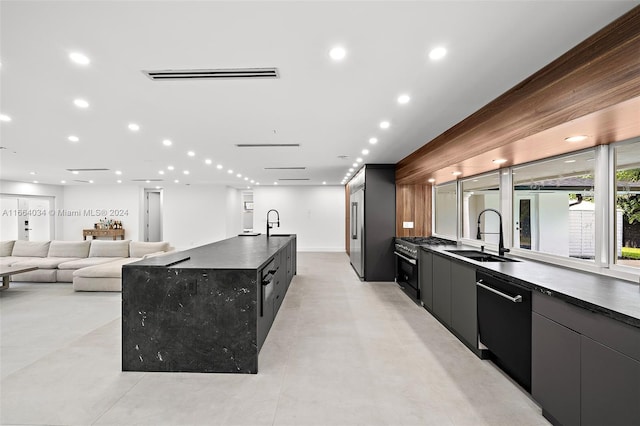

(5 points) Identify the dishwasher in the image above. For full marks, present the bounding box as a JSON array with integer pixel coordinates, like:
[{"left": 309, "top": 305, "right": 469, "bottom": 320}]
[{"left": 476, "top": 271, "right": 532, "bottom": 392}]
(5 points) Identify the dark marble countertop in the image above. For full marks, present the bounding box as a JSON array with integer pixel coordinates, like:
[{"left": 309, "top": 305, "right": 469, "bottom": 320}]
[
  {"left": 421, "top": 244, "right": 640, "bottom": 329},
  {"left": 125, "top": 235, "right": 294, "bottom": 271}
]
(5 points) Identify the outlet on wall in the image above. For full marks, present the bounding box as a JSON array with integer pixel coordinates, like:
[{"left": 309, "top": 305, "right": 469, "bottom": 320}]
[{"left": 403, "top": 221, "right": 414, "bottom": 229}]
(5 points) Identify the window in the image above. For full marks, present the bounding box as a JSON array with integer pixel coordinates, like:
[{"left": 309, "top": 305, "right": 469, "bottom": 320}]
[
  {"left": 461, "top": 172, "right": 501, "bottom": 244},
  {"left": 512, "top": 150, "right": 596, "bottom": 260},
  {"left": 614, "top": 139, "right": 640, "bottom": 270},
  {"left": 434, "top": 181, "right": 457, "bottom": 238}
]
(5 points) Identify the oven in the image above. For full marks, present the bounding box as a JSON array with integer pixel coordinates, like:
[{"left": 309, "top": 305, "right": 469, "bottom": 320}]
[{"left": 394, "top": 241, "right": 420, "bottom": 301}]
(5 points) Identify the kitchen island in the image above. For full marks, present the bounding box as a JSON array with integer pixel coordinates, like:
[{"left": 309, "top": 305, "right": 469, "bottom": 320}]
[{"left": 121, "top": 234, "right": 296, "bottom": 374}]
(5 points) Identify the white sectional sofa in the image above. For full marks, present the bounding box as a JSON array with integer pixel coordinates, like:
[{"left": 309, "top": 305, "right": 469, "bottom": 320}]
[{"left": 0, "top": 239, "right": 171, "bottom": 292}]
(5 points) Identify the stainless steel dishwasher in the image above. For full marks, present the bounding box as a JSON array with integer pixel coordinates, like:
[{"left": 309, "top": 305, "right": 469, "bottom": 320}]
[{"left": 476, "top": 271, "right": 532, "bottom": 392}]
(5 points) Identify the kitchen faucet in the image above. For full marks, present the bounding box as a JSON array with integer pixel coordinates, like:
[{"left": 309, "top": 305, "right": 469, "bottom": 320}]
[
  {"left": 266, "top": 209, "right": 280, "bottom": 238},
  {"left": 476, "top": 208, "right": 510, "bottom": 256}
]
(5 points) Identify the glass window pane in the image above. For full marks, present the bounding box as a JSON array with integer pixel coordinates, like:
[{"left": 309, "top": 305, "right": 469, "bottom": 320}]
[
  {"left": 461, "top": 173, "right": 501, "bottom": 243},
  {"left": 434, "top": 182, "right": 457, "bottom": 238},
  {"left": 512, "top": 150, "right": 596, "bottom": 260},
  {"left": 614, "top": 139, "right": 640, "bottom": 269}
]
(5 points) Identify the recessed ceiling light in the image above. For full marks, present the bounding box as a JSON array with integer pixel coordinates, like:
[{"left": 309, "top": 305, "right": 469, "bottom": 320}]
[
  {"left": 349, "top": 168, "right": 354, "bottom": 172},
  {"left": 429, "top": 46, "right": 447, "bottom": 61},
  {"left": 428, "top": 178, "right": 435, "bottom": 183},
  {"left": 565, "top": 135, "right": 588, "bottom": 143},
  {"left": 274, "top": 182, "right": 278, "bottom": 185},
  {"left": 369, "top": 137, "right": 378, "bottom": 144},
  {"left": 329, "top": 46, "right": 347, "bottom": 61},
  {"left": 162, "top": 139, "right": 172, "bottom": 146},
  {"left": 68, "top": 135, "right": 79, "bottom": 142},
  {"left": 256, "top": 182, "right": 260, "bottom": 185},
  {"left": 115, "top": 170, "right": 122, "bottom": 175},
  {"left": 0, "top": 114, "right": 11, "bottom": 122},
  {"left": 71, "top": 171, "right": 79, "bottom": 175},
  {"left": 117, "top": 180, "right": 122, "bottom": 184},
  {"left": 29, "top": 171, "right": 36, "bottom": 175},
  {"left": 356, "top": 158, "right": 363, "bottom": 163},
  {"left": 183, "top": 170, "right": 190, "bottom": 175},
  {"left": 88, "top": 180, "right": 94, "bottom": 184},
  {"left": 159, "top": 170, "right": 165, "bottom": 175},
  {"left": 216, "top": 164, "right": 223, "bottom": 169},
  {"left": 250, "top": 180, "right": 255, "bottom": 183},
  {"left": 228, "top": 169, "right": 233, "bottom": 174},
  {"left": 61, "top": 180, "right": 66, "bottom": 184},
  {"left": 452, "top": 171, "right": 462, "bottom": 176},
  {"left": 155, "top": 186, "right": 161, "bottom": 189},
  {"left": 205, "top": 159, "right": 212, "bottom": 165},
  {"left": 69, "top": 52, "right": 90, "bottom": 65},
  {"left": 167, "top": 165, "right": 174, "bottom": 171},
  {"left": 379, "top": 121, "right": 390, "bottom": 129},
  {"left": 237, "top": 173, "right": 242, "bottom": 178},
  {"left": 128, "top": 123, "right": 140, "bottom": 132},
  {"left": 397, "top": 94, "right": 410, "bottom": 104},
  {"left": 187, "top": 151, "right": 195, "bottom": 157},
  {"left": 244, "top": 177, "right": 249, "bottom": 181},
  {"left": 565, "top": 159, "right": 576, "bottom": 163},
  {"left": 145, "top": 180, "right": 150, "bottom": 183},
  {"left": 33, "top": 180, "right": 38, "bottom": 184},
  {"left": 322, "top": 181, "right": 327, "bottom": 185},
  {"left": 174, "top": 179, "right": 179, "bottom": 183},
  {"left": 493, "top": 159, "right": 507, "bottom": 164},
  {"left": 346, "top": 172, "right": 351, "bottom": 176},
  {"left": 362, "top": 149, "right": 369, "bottom": 155},
  {"left": 352, "top": 163, "right": 358, "bottom": 167},
  {"left": 73, "top": 98, "right": 89, "bottom": 108}
]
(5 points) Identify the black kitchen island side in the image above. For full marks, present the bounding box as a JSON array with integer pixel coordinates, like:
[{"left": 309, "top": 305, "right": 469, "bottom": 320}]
[{"left": 121, "top": 234, "right": 296, "bottom": 374}]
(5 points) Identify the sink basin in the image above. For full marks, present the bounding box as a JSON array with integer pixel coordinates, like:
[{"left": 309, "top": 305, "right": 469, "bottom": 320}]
[{"left": 445, "top": 249, "right": 519, "bottom": 263}]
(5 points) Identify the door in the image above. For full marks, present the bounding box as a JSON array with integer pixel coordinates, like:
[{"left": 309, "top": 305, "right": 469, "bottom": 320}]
[
  {"left": 0, "top": 196, "right": 53, "bottom": 241},
  {"left": 144, "top": 190, "right": 162, "bottom": 242},
  {"left": 515, "top": 195, "right": 538, "bottom": 250}
]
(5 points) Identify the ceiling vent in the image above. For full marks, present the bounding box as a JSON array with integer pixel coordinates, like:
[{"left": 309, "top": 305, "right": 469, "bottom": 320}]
[
  {"left": 66, "top": 168, "right": 110, "bottom": 172},
  {"left": 72, "top": 179, "right": 92, "bottom": 183},
  {"left": 264, "top": 167, "right": 306, "bottom": 170},
  {"left": 143, "top": 68, "right": 279, "bottom": 81},
  {"left": 131, "top": 179, "right": 164, "bottom": 182},
  {"left": 235, "top": 144, "right": 299, "bottom": 148},
  {"left": 279, "top": 178, "right": 310, "bottom": 181}
]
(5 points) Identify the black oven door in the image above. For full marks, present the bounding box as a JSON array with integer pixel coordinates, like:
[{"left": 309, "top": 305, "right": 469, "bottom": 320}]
[{"left": 394, "top": 252, "right": 419, "bottom": 300}]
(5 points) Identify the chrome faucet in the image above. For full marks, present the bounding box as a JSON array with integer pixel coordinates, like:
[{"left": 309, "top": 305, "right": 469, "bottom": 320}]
[
  {"left": 476, "top": 208, "right": 510, "bottom": 256},
  {"left": 266, "top": 209, "right": 280, "bottom": 238}
]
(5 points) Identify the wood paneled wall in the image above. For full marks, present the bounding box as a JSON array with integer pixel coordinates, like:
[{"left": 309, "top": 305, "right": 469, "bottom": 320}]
[{"left": 396, "top": 184, "right": 432, "bottom": 237}]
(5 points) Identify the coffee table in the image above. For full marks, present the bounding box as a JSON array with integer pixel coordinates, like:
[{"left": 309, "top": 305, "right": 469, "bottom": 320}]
[{"left": 0, "top": 265, "right": 38, "bottom": 291}]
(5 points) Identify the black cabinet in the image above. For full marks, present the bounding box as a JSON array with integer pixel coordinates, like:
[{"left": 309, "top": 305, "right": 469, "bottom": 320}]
[
  {"left": 432, "top": 254, "right": 451, "bottom": 326},
  {"left": 450, "top": 263, "right": 477, "bottom": 349},
  {"left": 532, "top": 312, "right": 581, "bottom": 426},
  {"left": 581, "top": 336, "right": 640, "bottom": 426},
  {"left": 419, "top": 249, "right": 433, "bottom": 310},
  {"left": 532, "top": 292, "right": 640, "bottom": 426}
]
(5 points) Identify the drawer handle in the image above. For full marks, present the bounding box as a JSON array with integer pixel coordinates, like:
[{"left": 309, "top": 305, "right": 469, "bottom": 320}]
[{"left": 476, "top": 280, "right": 522, "bottom": 303}]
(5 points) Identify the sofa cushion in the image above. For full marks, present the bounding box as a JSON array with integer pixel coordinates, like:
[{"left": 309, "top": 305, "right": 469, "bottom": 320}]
[
  {"left": 73, "top": 257, "right": 141, "bottom": 279},
  {"left": 58, "top": 257, "right": 124, "bottom": 270},
  {"left": 11, "top": 257, "right": 81, "bottom": 269},
  {"left": 48, "top": 240, "right": 91, "bottom": 258},
  {"left": 129, "top": 241, "right": 169, "bottom": 258},
  {"left": 0, "top": 240, "right": 15, "bottom": 256},
  {"left": 73, "top": 277, "right": 122, "bottom": 292},
  {"left": 89, "top": 240, "right": 130, "bottom": 258},
  {"left": 11, "top": 240, "right": 50, "bottom": 257},
  {"left": 0, "top": 256, "right": 35, "bottom": 267}
]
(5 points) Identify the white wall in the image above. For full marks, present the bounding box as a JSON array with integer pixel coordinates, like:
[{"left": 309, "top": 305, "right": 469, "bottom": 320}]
[
  {"left": 0, "top": 180, "right": 65, "bottom": 239},
  {"left": 225, "top": 187, "right": 243, "bottom": 238},
  {"left": 253, "top": 185, "right": 345, "bottom": 251},
  {"left": 538, "top": 192, "right": 570, "bottom": 256},
  {"left": 62, "top": 185, "right": 141, "bottom": 241},
  {"left": 161, "top": 184, "right": 229, "bottom": 250}
]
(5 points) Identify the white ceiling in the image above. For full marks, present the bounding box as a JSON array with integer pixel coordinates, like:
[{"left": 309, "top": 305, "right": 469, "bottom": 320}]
[{"left": 1, "top": 1, "right": 637, "bottom": 189}]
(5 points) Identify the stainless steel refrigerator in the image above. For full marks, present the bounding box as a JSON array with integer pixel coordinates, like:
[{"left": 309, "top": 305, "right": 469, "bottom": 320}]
[{"left": 349, "top": 186, "right": 365, "bottom": 278}]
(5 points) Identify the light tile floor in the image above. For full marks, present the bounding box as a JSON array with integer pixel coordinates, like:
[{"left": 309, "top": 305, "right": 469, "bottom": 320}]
[{"left": 1, "top": 252, "right": 549, "bottom": 425}]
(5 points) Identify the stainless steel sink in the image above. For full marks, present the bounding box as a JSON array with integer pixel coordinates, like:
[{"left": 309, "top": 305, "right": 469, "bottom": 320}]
[{"left": 446, "top": 249, "right": 519, "bottom": 262}]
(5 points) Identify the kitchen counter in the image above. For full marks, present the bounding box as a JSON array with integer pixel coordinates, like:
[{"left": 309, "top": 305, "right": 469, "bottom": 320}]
[
  {"left": 422, "top": 244, "right": 640, "bottom": 329},
  {"left": 122, "top": 235, "right": 296, "bottom": 374}
]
